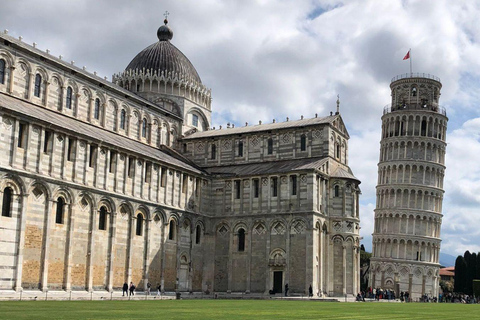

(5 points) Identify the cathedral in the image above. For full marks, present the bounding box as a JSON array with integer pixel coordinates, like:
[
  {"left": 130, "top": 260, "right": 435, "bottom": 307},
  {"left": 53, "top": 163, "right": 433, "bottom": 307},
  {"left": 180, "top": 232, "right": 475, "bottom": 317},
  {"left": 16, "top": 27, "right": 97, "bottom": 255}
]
[{"left": 0, "top": 19, "right": 361, "bottom": 296}]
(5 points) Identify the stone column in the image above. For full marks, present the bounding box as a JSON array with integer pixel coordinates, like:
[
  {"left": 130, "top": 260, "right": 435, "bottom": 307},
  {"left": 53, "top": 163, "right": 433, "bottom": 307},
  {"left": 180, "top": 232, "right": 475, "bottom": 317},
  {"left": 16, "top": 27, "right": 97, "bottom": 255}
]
[
  {"left": 86, "top": 206, "right": 97, "bottom": 292},
  {"left": 63, "top": 202, "right": 73, "bottom": 291},
  {"left": 14, "top": 194, "right": 29, "bottom": 291},
  {"left": 227, "top": 229, "right": 234, "bottom": 293},
  {"left": 126, "top": 215, "right": 134, "bottom": 284},
  {"left": 8, "top": 66, "right": 15, "bottom": 94},
  {"left": 43, "top": 80, "right": 49, "bottom": 107},
  {"left": 342, "top": 245, "right": 347, "bottom": 295},
  {"left": 143, "top": 218, "right": 152, "bottom": 291},
  {"left": 41, "top": 198, "right": 54, "bottom": 291},
  {"left": 27, "top": 72, "right": 34, "bottom": 100},
  {"left": 408, "top": 274, "right": 413, "bottom": 299},
  {"left": 107, "top": 211, "right": 117, "bottom": 292}
]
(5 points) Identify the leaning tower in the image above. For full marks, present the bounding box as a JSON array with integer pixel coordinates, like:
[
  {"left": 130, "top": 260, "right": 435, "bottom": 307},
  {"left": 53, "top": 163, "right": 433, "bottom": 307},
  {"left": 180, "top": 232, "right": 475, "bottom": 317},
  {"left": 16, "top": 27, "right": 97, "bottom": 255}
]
[{"left": 370, "top": 73, "right": 447, "bottom": 300}]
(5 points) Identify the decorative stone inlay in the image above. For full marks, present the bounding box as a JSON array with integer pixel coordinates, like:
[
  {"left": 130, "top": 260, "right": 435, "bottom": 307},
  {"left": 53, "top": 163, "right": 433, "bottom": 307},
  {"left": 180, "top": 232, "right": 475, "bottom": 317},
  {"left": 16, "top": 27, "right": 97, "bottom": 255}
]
[
  {"left": 223, "top": 140, "right": 231, "bottom": 150},
  {"left": 254, "top": 224, "right": 266, "bottom": 235},
  {"left": 282, "top": 133, "right": 291, "bottom": 143},
  {"left": 414, "top": 268, "right": 422, "bottom": 278},
  {"left": 333, "top": 221, "right": 342, "bottom": 232},
  {"left": 300, "top": 175, "right": 307, "bottom": 183},
  {"left": 196, "top": 142, "right": 204, "bottom": 152},
  {"left": 400, "top": 267, "right": 409, "bottom": 277},
  {"left": 262, "top": 178, "right": 268, "bottom": 186},
  {"left": 80, "top": 197, "right": 89, "bottom": 209},
  {"left": 244, "top": 180, "right": 249, "bottom": 187},
  {"left": 281, "top": 176, "right": 287, "bottom": 184},
  {"left": 271, "top": 222, "right": 285, "bottom": 235},
  {"left": 346, "top": 222, "right": 353, "bottom": 232},
  {"left": 250, "top": 136, "right": 259, "bottom": 147},
  {"left": 225, "top": 181, "right": 231, "bottom": 188},
  {"left": 32, "top": 187, "right": 43, "bottom": 199},
  {"left": 56, "top": 135, "right": 64, "bottom": 146},
  {"left": 291, "top": 220, "right": 306, "bottom": 234},
  {"left": 2, "top": 116, "right": 12, "bottom": 129},
  {"left": 218, "top": 225, "right": 228, "bottom": 236},
  {"left": 79, "top": 142, "right": 86, "bottom": 150},
  {"left": 312, "top": 129, "right": 322, "bottom": 139}
]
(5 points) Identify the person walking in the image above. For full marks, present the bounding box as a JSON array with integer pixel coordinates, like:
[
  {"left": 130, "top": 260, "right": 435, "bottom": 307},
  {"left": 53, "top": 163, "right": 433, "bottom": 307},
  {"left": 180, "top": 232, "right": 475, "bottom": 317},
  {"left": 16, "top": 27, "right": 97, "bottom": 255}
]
[
  {"left": 308, "top": 285, "right": 313, "bottom": 298},
  {"left": 122, "top": 282, "right": 128, "bottom": 296},
  {"left": 157, "top": 283, "right": 161, "bottom": 296},
  {"left": 284, "top": 283, "right": 289, "bottom": 297},
  {"left": 147, "top": 282, "right": 151, "bottom": 295},
  {"left": 129, "top": 282, "right": 135, "bottom": 296}
]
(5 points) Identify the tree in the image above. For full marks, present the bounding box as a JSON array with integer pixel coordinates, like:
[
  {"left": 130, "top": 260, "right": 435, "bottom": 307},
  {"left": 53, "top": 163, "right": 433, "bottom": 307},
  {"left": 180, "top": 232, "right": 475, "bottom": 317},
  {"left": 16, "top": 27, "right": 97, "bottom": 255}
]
[
  {"left": 466, "top": 252, "right": 477, "bottom": 294},
  {"left": 360, "top": 245, "right": 371, "bottom": 291},
  {"left": 454, "top": 255, "right": 467, "bottom": 293},
  {"left": 440, "top": 280, "right": 453, "bottom": 293},
  {"left": 476, "top": 253, "right": 480, "bottom": 279}
]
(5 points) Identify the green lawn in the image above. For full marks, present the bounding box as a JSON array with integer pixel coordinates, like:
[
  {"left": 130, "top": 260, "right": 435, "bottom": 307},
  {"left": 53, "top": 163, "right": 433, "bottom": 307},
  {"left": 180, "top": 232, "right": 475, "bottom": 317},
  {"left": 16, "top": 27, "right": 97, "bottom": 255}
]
[{"left": 0, "top": 300, "right": 479, "bottom": 320}]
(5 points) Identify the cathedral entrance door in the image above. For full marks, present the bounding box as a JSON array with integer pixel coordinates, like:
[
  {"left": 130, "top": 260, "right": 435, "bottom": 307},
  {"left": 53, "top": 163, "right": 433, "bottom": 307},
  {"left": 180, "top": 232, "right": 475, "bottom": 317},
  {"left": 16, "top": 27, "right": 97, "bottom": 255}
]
[{"left": 273, "top": 271, "right": 283, "bottom": 293}]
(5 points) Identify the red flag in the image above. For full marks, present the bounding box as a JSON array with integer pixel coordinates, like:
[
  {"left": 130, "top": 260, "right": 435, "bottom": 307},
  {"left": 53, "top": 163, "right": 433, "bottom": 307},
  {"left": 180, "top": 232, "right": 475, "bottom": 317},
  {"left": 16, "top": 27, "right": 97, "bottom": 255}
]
[{"left": 403, "top": 50, "right": 410, "bottom": 60}]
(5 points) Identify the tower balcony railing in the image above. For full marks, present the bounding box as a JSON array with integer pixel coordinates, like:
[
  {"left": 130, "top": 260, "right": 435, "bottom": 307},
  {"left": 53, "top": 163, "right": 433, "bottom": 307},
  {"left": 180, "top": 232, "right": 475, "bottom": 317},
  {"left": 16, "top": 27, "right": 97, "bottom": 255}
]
[
  {"left": 391, "top": 73, "right": 441, "bottom": 83},
  {"left": 383, "top": 103, "right": 446, "bottom": 116}
]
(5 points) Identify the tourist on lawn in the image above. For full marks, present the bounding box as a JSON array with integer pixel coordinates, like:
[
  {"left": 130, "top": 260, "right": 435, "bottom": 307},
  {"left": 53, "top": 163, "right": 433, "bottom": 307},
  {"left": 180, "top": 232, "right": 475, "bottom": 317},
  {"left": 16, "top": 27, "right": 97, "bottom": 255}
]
[
  {"left": 122, "top": 282, "right": 128, "bottom": 296},
  {"left": 157, "top": 284, "right": 161, "bottom": 296},
  {"left": 147, "top": 282, "right": 151, "bottom": 295},
  {"left": 129, "top": 282, "right": 135, "bottom": 296},
  {"left": 285, "top": 284, "right": 289, "bottom": 297}
]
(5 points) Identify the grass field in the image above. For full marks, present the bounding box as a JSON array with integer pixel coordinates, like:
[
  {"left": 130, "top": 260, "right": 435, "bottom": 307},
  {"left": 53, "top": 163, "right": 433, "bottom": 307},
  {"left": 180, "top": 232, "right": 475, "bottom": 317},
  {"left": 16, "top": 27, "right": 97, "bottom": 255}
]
[{"left": 1, "top": 300, "right": 480, "bottom": 320}]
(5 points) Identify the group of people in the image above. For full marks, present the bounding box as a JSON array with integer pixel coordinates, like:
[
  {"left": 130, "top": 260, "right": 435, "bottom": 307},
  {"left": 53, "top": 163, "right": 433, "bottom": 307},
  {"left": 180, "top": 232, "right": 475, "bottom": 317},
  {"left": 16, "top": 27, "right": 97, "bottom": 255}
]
[{"left": 122, "top": 282, "right": 163, "bottom": 297}]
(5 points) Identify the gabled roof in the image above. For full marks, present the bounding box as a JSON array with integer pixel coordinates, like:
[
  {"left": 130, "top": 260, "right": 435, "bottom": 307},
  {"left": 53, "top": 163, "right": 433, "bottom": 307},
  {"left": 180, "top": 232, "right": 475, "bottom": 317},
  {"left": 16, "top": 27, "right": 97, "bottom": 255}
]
[
  {"left": 183, "top": 115, "right": 340, "bottom": 140},
  {"left": 204, "top": 157, "right": 330, "bottom": 177},
  {"left": 0, "top": 93, "right": 204, "bottom": 175}
]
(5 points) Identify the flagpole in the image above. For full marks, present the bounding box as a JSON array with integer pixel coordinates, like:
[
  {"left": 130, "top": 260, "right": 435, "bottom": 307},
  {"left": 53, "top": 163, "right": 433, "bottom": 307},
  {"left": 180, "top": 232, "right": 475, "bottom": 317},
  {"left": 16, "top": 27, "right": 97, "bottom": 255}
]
[{"left": 409, "top": 48, "right": 412, "bottom": 76}]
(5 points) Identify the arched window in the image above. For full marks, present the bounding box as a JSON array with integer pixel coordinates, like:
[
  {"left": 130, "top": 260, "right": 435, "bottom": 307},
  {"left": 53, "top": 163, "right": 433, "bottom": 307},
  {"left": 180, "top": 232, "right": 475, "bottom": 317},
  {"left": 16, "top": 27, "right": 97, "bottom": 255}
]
[
  {"left": 300, "top": 134, "right": 306, "bottom": 151},
  {"left": 94, "top": 98, "right": 100, "bottom": 120},
  {"left": 334, "top": 185, "right": 340, "bottom": 197},
  {"left": 238, "top": 141, "right": 244, "bottom": 157},
  {"left": 238, "top": 228, "right": 245, "bottom": 252},
  {"left": 120, "top": 110, "right": 126, "bottom": 130},
  {"left": 196, "top": 225, "right": 201, "bottom": 244},
  {"left": 0, "top": 59, "right": 5, "bottom": 84},
  {"left": 136, "top": 213, "right": 143, "bottom": 236},
  {"left": 336, "top": 143, "right": 341, "bottom": 159},
  {"left": 192, "top": 114, "right": 199, "bottom": 127},
  {"left": 267, "top": 138, "right": 273, "bottom": 155},
  {"left": 412, "top": 87, "right": 417, "bottom": 97},
  {"left": 99, "top": 206, "right": 107, "bottom": 230},
  {"left": 34, "top": 74, "right": 42, "bottom": 97},
  {"left": 211, "top": 144, "right": 216, "bottom": 160},
  {"left": 55, "top": 197, "right": 65, "bottom": 224},
  {"left": 142, "top": 118, "right": 147, "bottom": 138},
  {"left": 65, "top": 86, "right": 73, "bottom": 109},
  {"left": 168, "top": 220, "right": 176, "bottom": 240},
  {"left": 421, "top": 120, "right": 427, "bottom": 136},
  {"left": 1, "top": 187, "right": 13, "bottom": 217}
]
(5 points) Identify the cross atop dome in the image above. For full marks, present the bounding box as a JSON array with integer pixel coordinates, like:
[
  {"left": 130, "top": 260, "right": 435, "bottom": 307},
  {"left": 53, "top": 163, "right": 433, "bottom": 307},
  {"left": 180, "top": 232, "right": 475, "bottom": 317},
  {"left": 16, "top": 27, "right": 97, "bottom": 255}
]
[{"left": 163, "top": 11, "right": 169, "bottom": 25}]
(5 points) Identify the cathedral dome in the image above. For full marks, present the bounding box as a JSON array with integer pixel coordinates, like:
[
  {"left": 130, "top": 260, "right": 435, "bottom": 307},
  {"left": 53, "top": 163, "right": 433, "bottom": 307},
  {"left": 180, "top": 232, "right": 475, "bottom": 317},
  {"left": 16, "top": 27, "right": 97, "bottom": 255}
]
[{"left": 125, "top": 19, "right": 202, "bottom": 83}]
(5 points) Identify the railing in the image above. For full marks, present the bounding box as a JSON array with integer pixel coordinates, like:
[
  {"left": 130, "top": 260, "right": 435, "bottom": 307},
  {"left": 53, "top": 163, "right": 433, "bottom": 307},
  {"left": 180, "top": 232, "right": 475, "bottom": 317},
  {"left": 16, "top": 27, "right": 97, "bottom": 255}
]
[
  {"left": 391, "top": 73, "right": 441, "bottom": 83},
  {"left": 383, "top": 103, "right": 447, "bottom": 116}
]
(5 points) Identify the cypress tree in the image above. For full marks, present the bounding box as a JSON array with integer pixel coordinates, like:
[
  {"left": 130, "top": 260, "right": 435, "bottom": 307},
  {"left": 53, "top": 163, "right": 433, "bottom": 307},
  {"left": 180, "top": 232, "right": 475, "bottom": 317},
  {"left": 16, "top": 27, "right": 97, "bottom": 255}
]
[
  {"left": 466, "top": 252, "right": 477, "bottom": 294},
  {"left": 476, "top": 253, "right": 480, "bottom": 279},
  {"left": 454, "top": 256, "right": 467, "bottom": 293}
]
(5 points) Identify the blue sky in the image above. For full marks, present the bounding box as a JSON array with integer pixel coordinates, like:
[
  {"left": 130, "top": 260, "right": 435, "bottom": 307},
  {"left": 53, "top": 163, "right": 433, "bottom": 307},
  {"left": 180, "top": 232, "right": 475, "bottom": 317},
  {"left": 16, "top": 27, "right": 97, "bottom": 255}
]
[{"left": 1, "top": 0, "right": 480, "bottom": 257}]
